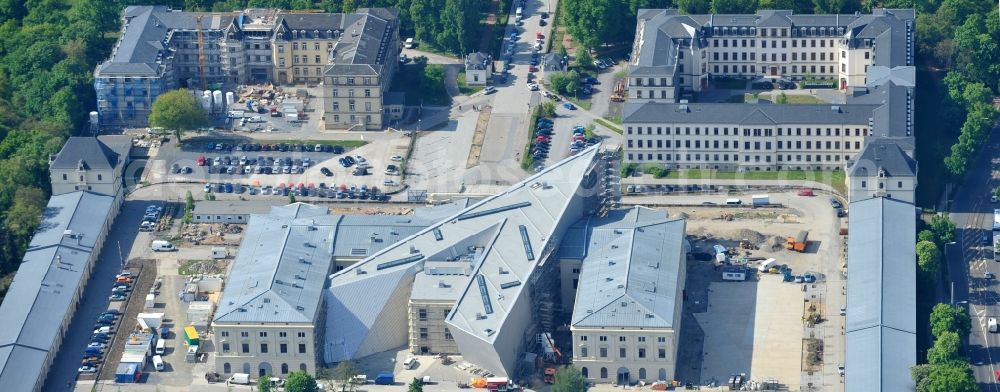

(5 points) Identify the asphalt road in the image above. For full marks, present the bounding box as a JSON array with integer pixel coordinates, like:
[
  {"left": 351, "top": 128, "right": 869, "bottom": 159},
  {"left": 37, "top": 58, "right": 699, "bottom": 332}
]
[
  {"left": 42, "top": 201, "right": 156, "bottom": 392},
  {"left": 949, "top": 130, "right": 1000, "bottom": 388}
]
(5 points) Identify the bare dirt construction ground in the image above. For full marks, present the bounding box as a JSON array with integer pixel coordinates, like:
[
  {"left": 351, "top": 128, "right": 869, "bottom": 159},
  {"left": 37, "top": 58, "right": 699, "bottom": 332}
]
[{"left": 640, "top": 192, "right": 843, "bottom": 391}]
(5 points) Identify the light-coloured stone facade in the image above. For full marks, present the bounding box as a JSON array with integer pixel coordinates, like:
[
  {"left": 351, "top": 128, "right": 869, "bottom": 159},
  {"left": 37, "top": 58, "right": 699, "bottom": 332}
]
[{"left": 213, "top": 323, "right": 318, "bottom": 377}]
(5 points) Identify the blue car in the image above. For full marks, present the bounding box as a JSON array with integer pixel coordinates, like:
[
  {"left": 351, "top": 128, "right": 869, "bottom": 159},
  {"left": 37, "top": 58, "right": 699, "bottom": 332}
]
[
  {"left": 223, "top": 183, "right": 233, "bottom": 193},
  {"left": 563, "top": 102, "right": 576, "bottom": 110}
]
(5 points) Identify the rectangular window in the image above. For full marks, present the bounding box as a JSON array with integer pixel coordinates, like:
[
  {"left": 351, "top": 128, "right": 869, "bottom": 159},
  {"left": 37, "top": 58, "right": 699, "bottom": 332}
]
[
  {"left": 619, "top": 347, "right": 626, "bottom": 358},
  {"left": 222, "top": 343, "right": 230, "bottom": 352},
  {"left": 418, "top": 308, "right": 427, "bottom": 321},
  {"left": 242, "top": 343, "right": 250, "bottom": 353},
  {"left": 299, "top": 344, "right": 307, "bottom": 354},
  {"left": 260, "top": 344, "right": 268, "bottom": 353},
  {"left": 280, "top": 343, "right": 288, "bottom": 353},
  {"left": 658, "top": 348, "right": 666, "bottom": 358},
  {"left": 419, "top": 328, "right": 428, "bottom": 339},
  {"left": 599, "top": 347, "right": 608, "bottom": 357},
  {"left": 638, "top": 348, "right": 646, "bottom": 358}
]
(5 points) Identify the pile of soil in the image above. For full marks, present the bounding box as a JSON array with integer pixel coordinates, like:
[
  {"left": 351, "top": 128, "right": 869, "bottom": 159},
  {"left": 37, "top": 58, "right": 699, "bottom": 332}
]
[{"left": 734, "top": 229, "right": 766, "bottom": 245}]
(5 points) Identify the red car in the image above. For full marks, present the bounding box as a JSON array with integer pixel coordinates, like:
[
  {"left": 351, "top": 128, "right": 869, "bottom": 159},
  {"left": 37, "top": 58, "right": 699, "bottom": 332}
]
[
  {"left": 196, "top": 155, "right": 206, "bottom": 166},
  {"left": 528, "top": 65, "right": 538, "bottom": 72},
  {"left": 797, "top": 188, "right": 814, "bottom": 197}
]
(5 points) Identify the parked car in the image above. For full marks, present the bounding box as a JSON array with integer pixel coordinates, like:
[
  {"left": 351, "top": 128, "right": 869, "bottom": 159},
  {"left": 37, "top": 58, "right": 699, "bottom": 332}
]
[
  {"left": 563, "top": 102, "right": 576, "bottom": 110},
  {"left": 320, "top": 167, "right": 333, "bottom": 177},
  {"left": 109, "top": 293, "right": 126, "bottom": 301},
  {"left": 78, "top": 366, "right": 98, "bottom": 374}
]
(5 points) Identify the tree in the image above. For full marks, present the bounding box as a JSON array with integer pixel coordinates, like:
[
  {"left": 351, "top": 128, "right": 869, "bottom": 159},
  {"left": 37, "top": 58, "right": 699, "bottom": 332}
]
[
  {"left": 284, "top": 371, "right": 318, "bottom": 392},
  {"left": 331, "top": 361, "right": 360, "bottom": 391},
  {"left": 258, "top": 374, "right": 273, "bottom": 392},
  {"left": 916, "top": 240, "right": 941, "bottom": 278},
  {"left": 549, "top": 72, "right": 572, "bottom": 95},
  {"left": 776, "top": 92, "right": 788, "bottom": 104},
  {"left": 408, "top": 378, "right": 424, "bottom": 392},
  {"left": 148, "top": 90, "right": 209, "bottom": 140},
  {"left": 552, "top": 365, "right": 587, "bottom": 392},
  {"left": 928, "top": 215, "right": 955, "bottom": 245},
  {"left": 918, "top": 230, "right": 936, "bottom": 243},
  {"left": 911, "top": 364, "right": 932, "bottom": 392},
  {"left": 711, "top": 0, "right": 758, "bottom": 13},
  {"left": 929, "top": 303, "right": 971, "bottom": 338},
  {"left": 289, "top": 192, "right": 297, "bottom": 204},
  {"left": 574, "top": 47, "right": 594, "bottom": 70},
  {"left": 4, "top": 186, "right": 46, "bottom": 238},
  {"left": 927, "top": 331, "right": 962, "bottom": 365},
  {"left": 924, "top": 363, "right": 978, "bottom": 392},
  {"left": 677, "top": 0, "right": 711, "bottom": 14},
  {"left": 182, "top": 190, "right": 195, "bottom": 224},
  {"left": 540, "top": 101, "right": 557, "bottom": 118}
]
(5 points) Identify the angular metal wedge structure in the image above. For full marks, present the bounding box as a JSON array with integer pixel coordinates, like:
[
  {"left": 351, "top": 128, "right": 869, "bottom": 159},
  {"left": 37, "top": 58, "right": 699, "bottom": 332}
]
[{"left": 324, "top": 145, "right": 606, "bottom": 376}]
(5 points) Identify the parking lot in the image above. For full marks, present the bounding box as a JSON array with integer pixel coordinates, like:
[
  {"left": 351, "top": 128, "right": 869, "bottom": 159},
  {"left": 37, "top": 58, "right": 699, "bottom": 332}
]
[
  {"left": 625, "top": 192, "right": 845, "bottom": 391},
  {"left": 144, "top": 134, "right": 411, "bottom": 200}
]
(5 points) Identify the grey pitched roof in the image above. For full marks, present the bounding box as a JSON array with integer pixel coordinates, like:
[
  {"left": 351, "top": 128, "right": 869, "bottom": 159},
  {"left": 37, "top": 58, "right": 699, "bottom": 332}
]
[
  {"left": 50, "top": 137, "right": 122, "bottom": 170},
  {"left": 384, "top": 91, "right": 406, "bottom": 106},
  {"left": 568, "top": 207, "right": 686, "bottom": 329},
  {"left": 541, "top": 53, "right": 567, "bottom": 72},
  {"left": 466, "top": 52, "right": 491, "bottom": 70},
  {"left": 848, "top": 139, "right": 917, "bottom": 177},
  {"left": 845, "top": 197, "right": 916, "bottom": 391},
  {"left": 623, "top": 102, "right": 877, "bottom": 125},
  {"left": 324, "top": 9, "right": 398, "bottom": 76},
  {"left": 97, "top": 6, "right": 236, "bottom": 76},
  {"left": 0, "top": 191, "right": 115, "bottom": 391},
  {"left": 213, "top": 203, "right": 336, "bottom": 324}
]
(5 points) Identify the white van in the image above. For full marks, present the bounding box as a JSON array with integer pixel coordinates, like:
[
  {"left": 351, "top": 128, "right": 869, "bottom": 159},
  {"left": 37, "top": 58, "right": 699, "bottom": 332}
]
[
  {"left": 155, "top": 338, "right": 166, "bottom": 355},
  {"left": 151, "top": 240, "right": 176, "bottom": 252},
  {"left": 228, "top": 373, "right": 251, "bottom": 385},
  {"left": 758, "top": 258, "right": 778, "bottom": 272},
  {"left": 725, "top": 198, "right": 742, "bottom": 205},
  {"left": 403, "top": 355, "right": 417, "bottom": 369},
  {"left": 515, "top": 6, "right": 523, "bottom": 20},
  {"left": 404, "top": 38, "right": 415, "bottom": 49},
  {"left": 152, "top": 355, "right": 164, "bottom": 371},
  {"left": 990, "top": 317, "right": 998, "bottom": 333}
]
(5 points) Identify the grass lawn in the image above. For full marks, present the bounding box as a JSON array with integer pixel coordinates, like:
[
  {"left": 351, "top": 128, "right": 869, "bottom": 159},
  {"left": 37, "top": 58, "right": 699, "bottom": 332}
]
[
  {"left": 594, "top": 117, "right": 622, "bottom": 134},
  {"left": 520, "top": 107, "right": 541, "bottom": 170},
  {"left": 565, "top": 96, "right": 592, "bottom": 111},
  {"left": 779, "top": 94, "right": 824, "bottom": 104},
  {"left": 390, "top": 63, "right": 450, "bottom": 106},
  {"left": 457, "top": 72, "right": 484, "bottom": 95},
  {"left": 913, "top": 69, "right": 957, "bottom": 208},
  {"left": 264, "top": 139, "right": 368, "bottom": 148},
  {"left": 664, "top": 169, "right": 847, "bottom": 194},
  {"left": 722, "top": 94, "right": 746, "bottom": 103}
]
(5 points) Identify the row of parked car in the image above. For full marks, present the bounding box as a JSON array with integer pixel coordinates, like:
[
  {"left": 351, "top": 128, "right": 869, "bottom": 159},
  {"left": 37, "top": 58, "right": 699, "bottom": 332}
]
[
  {"left": 80, "top": 271, "right": 134, "bottom": 374},
  {"left": 203, "top": 142, "right": 345, "bottom": 154},
  {"left": 204, "top": 182, "right": 393, "bottom": 201},
  {"left": 139, "top": 205, "right": 163, "bottom": 232},
  {"left": 195, "top": 155, "right": 320, "bottom": 176},
  {"left": 569, "top": 125, "right": 600, "bottom": 153}
]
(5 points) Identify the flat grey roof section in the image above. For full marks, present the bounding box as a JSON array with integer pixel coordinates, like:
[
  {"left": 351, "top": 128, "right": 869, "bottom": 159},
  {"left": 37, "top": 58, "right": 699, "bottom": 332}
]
[
  {"left": 624, "top": 102, "right": 877, "bottom": 125},
  {"left": 0, "top": 191, "right": 115, "bottom": 392},
  {"left": 845, "top": 197, "right": 916, "bottom": 392},
  {"left": 568, "top": 207, "right": 686, "bottom": 329}
]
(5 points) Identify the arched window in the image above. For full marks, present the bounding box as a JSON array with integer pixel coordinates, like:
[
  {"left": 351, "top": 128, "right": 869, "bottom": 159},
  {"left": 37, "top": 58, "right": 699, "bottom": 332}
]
[
  {"left": 639, "top": 368, "right": 646, "bottom": 380},
  {"left": 300, "top": 363, "right": 308, "bottom": 372},
  {"left": 600, "top": 367, "right": 608, "bottom": 379},
  {"left": 581, "top": 367, "right": 588, "bottom": 378},
  {"left": 243, "top": 362, "right": 251, "bottom": 374},
  {"left": 281, "top": 363, "right": 289, "bottom": 374},
  {"left": 223, "top": 363, "right": 231, "bottom": 373}
]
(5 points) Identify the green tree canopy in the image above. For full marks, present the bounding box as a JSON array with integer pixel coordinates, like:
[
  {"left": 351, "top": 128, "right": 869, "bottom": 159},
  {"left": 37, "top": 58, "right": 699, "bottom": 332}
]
[
  {"left": 540, "top": 101, "right": 557, "bottom": 118},
  {"left": 928, "top": 215, "right": 956, "bottom": 245},
  {"left": 916, "top": 240, "right": 941, "bottom": 278},
  {"left": 148, "top": 89, "right": 209, "bottom": 140},
  {"left": 927, "top": 331, "right": 962, "bottom": 365},
  {"left": 924, "top": 363, "right": 978, "bottom": 392},
  {"left": 929, "top": 303, "right": 971, "bottom": 338},
  {"left": 918, "top": 230, "right": 936, "bottom": 243},
  {"left": 574, "top": 47, "right": 594, "bottom": 70},
  {"left": 552, "top": 365, "right": 587, "bottom": 392},
  {"left": 711, "top": 0, "right": 759, "bottom": 13},
  {"left": 677, "top": 0, "right": 711, "bottom": 14},
  {"left": 408, "top": 378, "right": 424, "bottom": 392},
  {"left": 285, "top": 371, "right": 318, "bottom": 392},
  {"left": 258, "top": 374, "right": 273, "bottom": 392}
]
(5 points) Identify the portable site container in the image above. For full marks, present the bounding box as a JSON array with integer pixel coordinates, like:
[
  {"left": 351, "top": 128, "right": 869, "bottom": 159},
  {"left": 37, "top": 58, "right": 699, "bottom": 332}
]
[
  {"left": 115, "top": 363, "right": 141, "bottom": 383},
  {"left": 183, "top": 326, "right": 199, "bottom": 346}
]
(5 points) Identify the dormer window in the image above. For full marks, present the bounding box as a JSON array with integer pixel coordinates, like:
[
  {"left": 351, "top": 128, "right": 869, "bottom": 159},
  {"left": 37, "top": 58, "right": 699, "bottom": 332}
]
[{"left": 314, "top": 30, "right": 319, "bottom": 38}]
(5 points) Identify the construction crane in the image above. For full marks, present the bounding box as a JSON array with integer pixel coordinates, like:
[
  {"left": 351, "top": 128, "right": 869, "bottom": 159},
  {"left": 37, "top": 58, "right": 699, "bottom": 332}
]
[{"left": 195, "top": 14, "right": 207, "bottom": 90}]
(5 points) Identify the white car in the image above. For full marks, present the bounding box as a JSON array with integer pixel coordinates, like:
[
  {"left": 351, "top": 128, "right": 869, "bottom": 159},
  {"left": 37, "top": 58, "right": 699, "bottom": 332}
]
[
  {"left": 526, "top": 83, "right": 539, "bottom": 91},
  {"left": 390, "top": 155, "right": 404, "bottom": 162},
  {"left": 992, "top": 194, "right": 998, "bottom": 203},
  {"left": 87, "top": 342, "right": 106, "bottom": 349},
  {"left": 78, "top": 366, "right": 98, "bottom": 374},
  {"left": 837, "top": 364, "right": 845, "bottom": 376},
  {"left": 383, "top": 179, "right": 396, "bottom": 186}
]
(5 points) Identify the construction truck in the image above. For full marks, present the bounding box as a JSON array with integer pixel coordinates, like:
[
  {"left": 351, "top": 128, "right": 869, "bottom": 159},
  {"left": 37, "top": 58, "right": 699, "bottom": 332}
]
[{"left": 785, "top": 230, "right": 809, "bottom": 252}]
